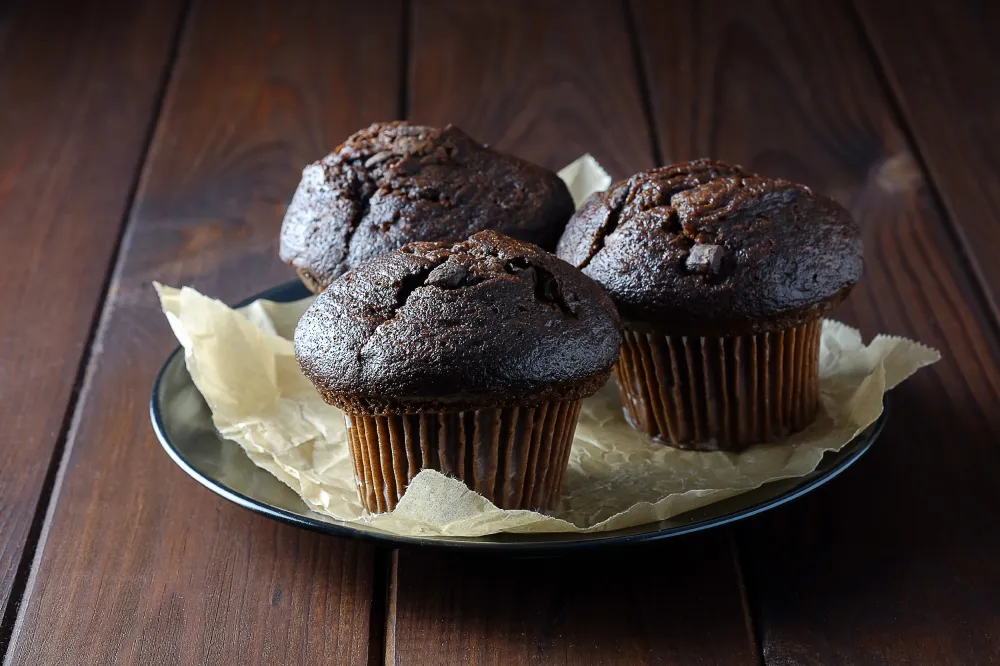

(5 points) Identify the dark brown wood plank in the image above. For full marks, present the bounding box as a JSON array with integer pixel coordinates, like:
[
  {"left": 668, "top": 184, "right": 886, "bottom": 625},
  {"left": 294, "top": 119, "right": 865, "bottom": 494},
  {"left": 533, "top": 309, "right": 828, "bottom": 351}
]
[
  {"left": 408, "top": 0, "right": 652, "bottom": 177},
  {"left": 389, "top": 540, "right": 757, "bottom": 666},
  {"left": 633, "top": 0, "right": 1000, "bottom": 663},
  {"left": 0, "top": 0, "right": 184, "bottom": 625},
  {"left": 4, "top": 1, "right": 402, "bottom": 663},
  {"left": 856, "top": 0, "right": 1000, "bottom": 316},
  {"left": 389, "top": 2, "right": 758, "bottom": 664}
]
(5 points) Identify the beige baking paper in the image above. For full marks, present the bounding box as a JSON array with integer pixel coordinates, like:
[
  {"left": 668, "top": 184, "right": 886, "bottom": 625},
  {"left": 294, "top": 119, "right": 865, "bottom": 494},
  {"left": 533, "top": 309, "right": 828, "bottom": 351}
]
[
  {"left": 557, "top": 153, "right": 611, "bottom": 206},
  {"left": 155, "top": 155, "right": 938, "bottom": 537}
]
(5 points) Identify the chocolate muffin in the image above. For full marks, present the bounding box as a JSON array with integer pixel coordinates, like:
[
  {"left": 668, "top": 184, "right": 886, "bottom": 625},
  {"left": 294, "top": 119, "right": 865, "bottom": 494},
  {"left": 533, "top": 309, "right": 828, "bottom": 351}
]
[
  {"left": 295, "top": 230, "right": 622, "bottom": 513},
  {"left": 280, "top": 121, "right": 575, "bottom": 293},
  {"left": 557, "top": 159, "right": 863, "bottom": 451}
]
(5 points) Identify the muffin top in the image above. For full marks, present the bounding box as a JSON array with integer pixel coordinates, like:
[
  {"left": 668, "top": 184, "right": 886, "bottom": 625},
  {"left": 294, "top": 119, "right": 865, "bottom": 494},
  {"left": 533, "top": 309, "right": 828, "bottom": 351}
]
[
  {"left": 295, "top": 231, "right": 622, "bottom": 413},
  {"left": 556, "top": 159, "right": 863, "bottom": 335},
  {"left": 280, "top": 121, "right": 575, "bottom": 293}
]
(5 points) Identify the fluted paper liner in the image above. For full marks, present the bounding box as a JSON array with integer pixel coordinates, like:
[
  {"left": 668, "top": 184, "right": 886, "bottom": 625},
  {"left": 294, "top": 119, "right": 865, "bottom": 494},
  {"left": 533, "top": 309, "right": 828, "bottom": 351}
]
[
  {"left": 156, "top": 283, "right": 938, "bottom": 535},
  {"left": 154, "top": 155, "right": 940, "bottom": 537},
  {"left": 617, "top": 320, "right": 822, "bottom": 450},
  {"left": 347, "top": 402, "right": 581, "bottom": 513}
]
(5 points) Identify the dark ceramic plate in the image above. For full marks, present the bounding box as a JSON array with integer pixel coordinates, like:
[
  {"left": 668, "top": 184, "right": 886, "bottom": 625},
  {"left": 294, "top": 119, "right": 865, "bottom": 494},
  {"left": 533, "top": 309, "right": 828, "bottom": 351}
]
[{"left": 150, "top": 281, "right": 887, "bottom": 554}]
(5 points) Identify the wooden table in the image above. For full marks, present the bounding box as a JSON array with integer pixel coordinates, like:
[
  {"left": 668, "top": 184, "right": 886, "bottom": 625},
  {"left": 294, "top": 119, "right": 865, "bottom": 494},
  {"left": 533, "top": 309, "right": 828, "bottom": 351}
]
[{"left": 2, "top": 0, "right": 998, "bottom": 663}]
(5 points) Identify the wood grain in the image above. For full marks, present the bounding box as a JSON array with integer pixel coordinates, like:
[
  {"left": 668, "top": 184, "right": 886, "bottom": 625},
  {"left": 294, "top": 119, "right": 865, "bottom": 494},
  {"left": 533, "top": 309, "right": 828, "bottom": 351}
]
[
  {"left": 389, "top": 2, "right": 758, "bottom": 663},
  {"left": 0, "top": 0, "right": 184, "bottom": 625},
  {"left": 855, "top": 0, "right": 1000, "bottom": 315},
  {"left": 408, "top": 0, "right": 652, "bottom": 178},
  {"left": 388, "top": 538, "right": 758, "bottom": 666},
  {"left": 633, "top": 0, "right": 1000, "bottom": 662},
  {"left": 4, "top": 1, "right": 402, "bottom": 663}
]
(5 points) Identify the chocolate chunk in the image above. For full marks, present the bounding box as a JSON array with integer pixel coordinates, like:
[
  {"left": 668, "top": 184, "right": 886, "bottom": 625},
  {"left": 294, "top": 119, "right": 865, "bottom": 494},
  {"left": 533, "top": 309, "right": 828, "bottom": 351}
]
[
  {"left": 555, "top": 158, "right": 863, "bottom": 336},
  {"left": 686, "top": 243, "right": 725, "bottom": 274},
  {"left": 425, "top": 260, "right": 468, "bottom": 288}
]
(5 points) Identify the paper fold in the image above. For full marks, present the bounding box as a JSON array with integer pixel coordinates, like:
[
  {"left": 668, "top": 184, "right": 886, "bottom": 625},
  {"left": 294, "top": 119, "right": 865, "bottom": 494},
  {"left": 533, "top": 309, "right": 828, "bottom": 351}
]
[
  {"left": 156, "top": 284, "right": 937, "bottom": 536},
  {"left": 153, "top": 154, "right": 939, "bottom": 537}
]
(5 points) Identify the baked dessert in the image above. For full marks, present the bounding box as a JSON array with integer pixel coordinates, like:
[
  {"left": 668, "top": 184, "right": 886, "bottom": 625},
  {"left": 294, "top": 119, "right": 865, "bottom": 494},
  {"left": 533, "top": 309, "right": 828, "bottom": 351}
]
[
  {"left": 280, "top": 121, "right": 575, "bottom": 293},
  {"left": 295, "top": 230, "right": 622, "bottom": 512},
  {"left": 557, "top": 159, "right": 863, "bottom": 451}
]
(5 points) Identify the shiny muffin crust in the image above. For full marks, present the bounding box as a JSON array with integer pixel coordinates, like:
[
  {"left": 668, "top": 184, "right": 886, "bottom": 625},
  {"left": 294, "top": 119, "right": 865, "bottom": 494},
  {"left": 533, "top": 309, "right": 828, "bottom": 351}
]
[
  {"left": 280, "top": 121, "right": 575, "bottom": 293},
  {"left": 557, "top": 159, "right": 863, "bottom": 336},
  {"left": 295, "top": 231, "right": 622, "bottom": 414}
]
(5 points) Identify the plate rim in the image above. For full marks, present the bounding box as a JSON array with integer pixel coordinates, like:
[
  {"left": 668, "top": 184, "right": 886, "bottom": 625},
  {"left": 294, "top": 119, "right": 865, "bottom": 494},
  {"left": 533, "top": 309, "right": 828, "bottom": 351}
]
[{"left": 150, "top": 280, "right": 887, "bottom": 554}]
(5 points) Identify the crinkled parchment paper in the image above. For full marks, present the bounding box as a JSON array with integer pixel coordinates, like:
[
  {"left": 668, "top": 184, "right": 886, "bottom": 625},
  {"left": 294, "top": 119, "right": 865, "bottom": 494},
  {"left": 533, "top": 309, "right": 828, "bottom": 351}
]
[{"left": 155, "top": 155, "right": 939, "bottom": 537}]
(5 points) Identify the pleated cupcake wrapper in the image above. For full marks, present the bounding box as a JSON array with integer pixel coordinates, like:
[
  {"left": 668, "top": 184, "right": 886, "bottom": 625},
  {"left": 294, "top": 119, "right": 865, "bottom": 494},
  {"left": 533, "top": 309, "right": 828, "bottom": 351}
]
[
  {"left": 344, "top": 399, "right": 583, "bottom": 514},
  {"left": 615, "top": 320, "right": 822, "bottom": 450}
]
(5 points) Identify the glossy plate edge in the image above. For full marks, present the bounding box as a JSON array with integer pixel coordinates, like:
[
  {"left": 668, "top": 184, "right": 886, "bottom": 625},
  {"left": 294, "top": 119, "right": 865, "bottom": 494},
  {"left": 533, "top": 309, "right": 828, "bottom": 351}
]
[{"left": 150, "top": 281, "right": 887, "bottom": 554}]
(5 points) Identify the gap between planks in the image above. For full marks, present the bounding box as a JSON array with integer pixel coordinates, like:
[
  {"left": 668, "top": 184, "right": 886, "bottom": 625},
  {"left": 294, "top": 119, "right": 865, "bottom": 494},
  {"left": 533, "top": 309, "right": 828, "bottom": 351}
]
[
  {"left": 0, "top": 0, "right": 193, "bottom": 657},
  {"left": 624, "top": 0, "right": 763, "bottom": 657}
]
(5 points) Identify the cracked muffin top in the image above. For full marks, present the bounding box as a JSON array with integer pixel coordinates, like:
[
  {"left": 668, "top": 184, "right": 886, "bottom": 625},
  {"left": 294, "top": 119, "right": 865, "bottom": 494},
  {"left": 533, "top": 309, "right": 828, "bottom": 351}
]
[
  {"left": 294, "top": 231, "right": 622, "bottom": 413},
  {"left": 280, "top": 121, "right": 575, "bottom": 293},
  {"left": 556, "top": 159, "right": 863, "bottom": 335}
]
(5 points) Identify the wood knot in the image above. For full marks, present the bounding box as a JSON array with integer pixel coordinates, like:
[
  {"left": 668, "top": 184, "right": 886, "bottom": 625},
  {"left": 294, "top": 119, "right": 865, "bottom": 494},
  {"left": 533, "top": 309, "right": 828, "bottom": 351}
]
[{"left": 874, "top": 153, "right": 921, "bottom": 192}]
